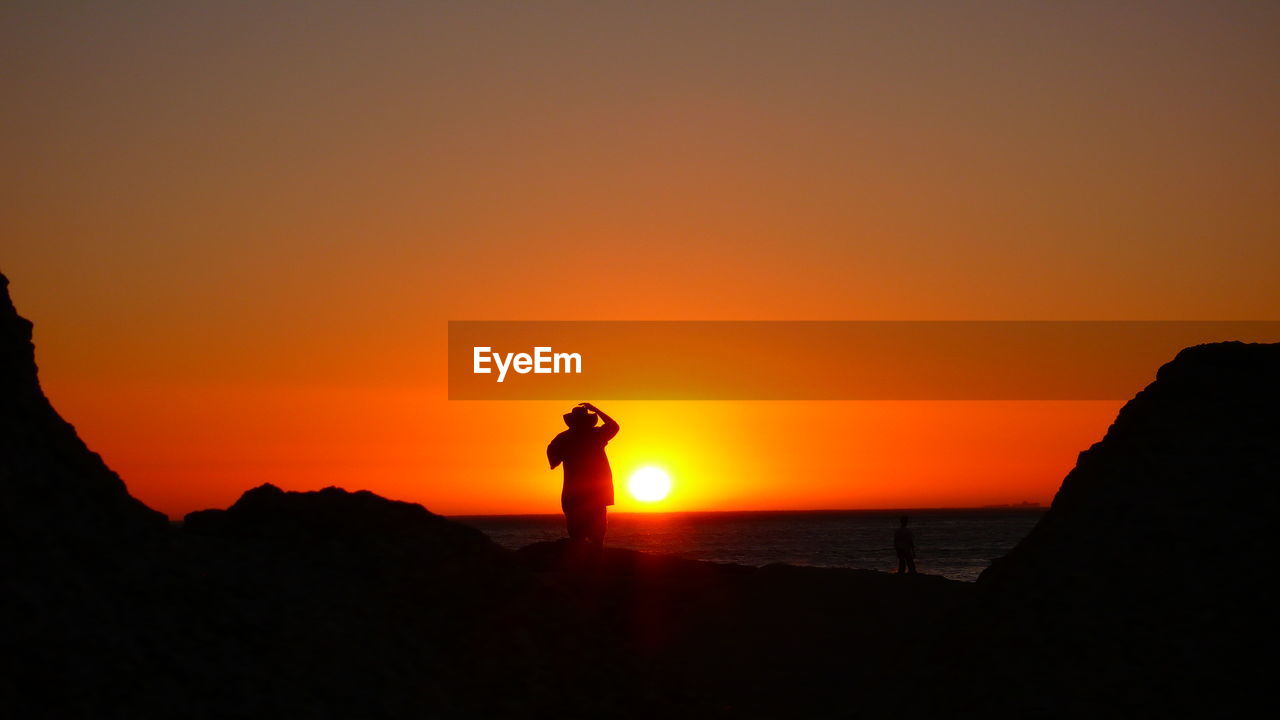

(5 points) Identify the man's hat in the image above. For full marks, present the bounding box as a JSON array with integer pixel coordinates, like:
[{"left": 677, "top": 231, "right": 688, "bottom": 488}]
[{"left": 563, "top": 406, "right": 598, "bottom": 429}]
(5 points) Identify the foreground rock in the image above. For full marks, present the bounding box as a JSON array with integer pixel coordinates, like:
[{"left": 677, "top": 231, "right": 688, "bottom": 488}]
[{"left": 516, "top": 539, "right": 972, "bottom": 715}]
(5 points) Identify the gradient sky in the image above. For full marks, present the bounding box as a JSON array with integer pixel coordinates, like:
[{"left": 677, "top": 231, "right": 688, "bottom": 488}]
[{"left": 3, "top": 2, "right": 1278, "bottom": 517}]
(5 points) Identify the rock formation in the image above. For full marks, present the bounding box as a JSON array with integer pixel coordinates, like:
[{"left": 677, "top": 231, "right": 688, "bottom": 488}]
[
  {"left": 184, "top": 483, "right": 497, "bottom": 560},
  {"left": 982, "top": 341, "right": 1276, "bottom": 604},
  {"left": 972, "top": 341, "right": 1277, "bottom": 715},
  {"left": 0, "top": 271, "right": 167, "bottom": 547}
]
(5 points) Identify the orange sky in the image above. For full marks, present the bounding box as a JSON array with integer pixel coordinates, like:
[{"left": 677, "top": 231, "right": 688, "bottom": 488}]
[{"left": 3, "top": 2, "right": 1277, "bottom": 518}]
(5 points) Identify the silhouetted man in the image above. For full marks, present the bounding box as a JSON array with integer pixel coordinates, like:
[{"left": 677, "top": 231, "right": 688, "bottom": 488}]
[
  {"left": 547, "top": 402, "right": 619, "bottom": 549},
  {"left": 894, "top": 515, "right": 917, "bottom": 574}
]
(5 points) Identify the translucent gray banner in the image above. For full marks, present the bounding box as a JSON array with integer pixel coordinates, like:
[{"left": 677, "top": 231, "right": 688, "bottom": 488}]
[{"left": 448, "top": 321, "right": 1280, "bottom": 400}]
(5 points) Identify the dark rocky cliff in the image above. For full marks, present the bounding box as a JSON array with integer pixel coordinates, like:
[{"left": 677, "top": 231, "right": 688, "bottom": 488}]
[
  {"left": 982, "top": 341, "right": 1277, "bottom": 601},
  {"left": 0, "top": 271, "right": 167, "bottom": 546},
  {"left": 970, "top": 341, "right": 1278, "bottom": 715}
]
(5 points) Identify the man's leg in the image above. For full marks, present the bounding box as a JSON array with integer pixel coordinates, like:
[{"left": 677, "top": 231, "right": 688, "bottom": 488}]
[
  {"left": 906, "top": 555, "right": 917, "bottom": 574},
  {"left": 588, "top": 506, "right": 607, "bottom": 548},
  {"left": 897, "top": 553, "right": 907, "bottom": 574},
  {"left": 565, "top": 507, "right": 585, "bottom": 542}
]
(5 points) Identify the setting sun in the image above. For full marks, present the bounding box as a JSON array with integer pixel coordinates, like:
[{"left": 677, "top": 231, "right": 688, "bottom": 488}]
[{"left": 628, "top": 466, "right": 672, "bottom": 503}]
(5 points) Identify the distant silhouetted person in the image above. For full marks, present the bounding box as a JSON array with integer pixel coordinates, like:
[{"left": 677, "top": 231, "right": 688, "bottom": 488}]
[
  {"left": 895, "top": 515, "right": 917, "bottom": 574},
  {"left": 547, "top": 402, "right": 619, "bottom": 550}
]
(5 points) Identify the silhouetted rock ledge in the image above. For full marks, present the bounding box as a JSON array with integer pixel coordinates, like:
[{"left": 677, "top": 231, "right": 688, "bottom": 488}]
[
  {"left": 1, "top": 270, "right": 1275, "bottom": 717},
  {"left": 184, "top": 483, "right": 497, "bottom": 560}
]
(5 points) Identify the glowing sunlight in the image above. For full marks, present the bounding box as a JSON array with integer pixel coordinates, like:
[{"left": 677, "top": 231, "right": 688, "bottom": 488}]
[{"left": 627, "top": 466, "right": 672, "bottom": 503}]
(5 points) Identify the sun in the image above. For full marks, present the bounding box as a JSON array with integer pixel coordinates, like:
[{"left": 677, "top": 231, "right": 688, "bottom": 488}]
[{"left": 627, "top": 466, "right": 672, "bottom": 503}]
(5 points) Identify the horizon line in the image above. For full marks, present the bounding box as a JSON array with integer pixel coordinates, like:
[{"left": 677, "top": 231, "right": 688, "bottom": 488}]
[{"left": 448, "top": 504, "right": 1046, "bottom": 519}]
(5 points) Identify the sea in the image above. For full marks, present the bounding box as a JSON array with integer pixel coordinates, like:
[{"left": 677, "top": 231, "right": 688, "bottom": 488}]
[{"left": 454, "top": 508, "right": 1045, "bottom": 582}]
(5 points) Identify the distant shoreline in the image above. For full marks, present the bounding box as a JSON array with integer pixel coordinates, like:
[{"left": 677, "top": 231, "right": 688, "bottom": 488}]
[{"left": 451, "top": 506, "right": 1046, "bottom": 520}]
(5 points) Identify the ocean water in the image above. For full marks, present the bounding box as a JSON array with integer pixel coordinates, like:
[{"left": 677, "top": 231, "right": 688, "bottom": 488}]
[{"left": 454, "top": 508, "right": 1044, "bottom": 582}]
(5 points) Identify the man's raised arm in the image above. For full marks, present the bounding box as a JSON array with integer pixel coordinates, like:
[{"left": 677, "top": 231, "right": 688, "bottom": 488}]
[{"left": 581, "top": 402, "right": 619, "bottom": 440}]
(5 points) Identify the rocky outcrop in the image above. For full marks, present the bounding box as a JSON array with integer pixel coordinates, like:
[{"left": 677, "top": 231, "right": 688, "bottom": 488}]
[
  {"left": 184, "top": 483, "right": 498, "bottom": 560},
  {"left": 0, "top": 271, "right": 166, "bottom": 546},
  {"left": 981, "top": 342, "right": 1277, "bottom": 600},
  {"left": 970, "top": 342, "right": 1278, "bottom": 716}
]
